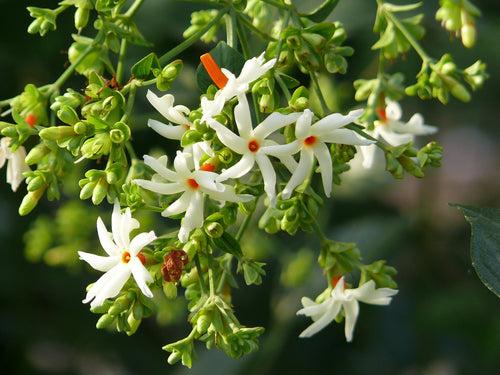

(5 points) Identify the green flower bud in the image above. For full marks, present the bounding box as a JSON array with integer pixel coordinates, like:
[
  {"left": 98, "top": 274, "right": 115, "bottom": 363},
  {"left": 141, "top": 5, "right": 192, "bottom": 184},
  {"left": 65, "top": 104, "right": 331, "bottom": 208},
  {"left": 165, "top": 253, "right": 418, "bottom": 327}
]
[
  {"left": 126, "top": 313, "right": 141, "bottom": 336},
  {"left": 449, "top": 81, "right": 471, "bottom": 102},
  {"left": 80, "top": 180, "right": 96, "bottom": 200},
  {"left": 110, "top": 128, "right": 126, "bottom": 144},
  {"left": 57, "top": 105, "right": 80, "bottom": 126},
  {"left": 167, "top": 351, "right": 182, "bottom": 365},
  {"left": 108, "top": 295, "right": 131, "bottom": 316},
  {"left": 25, "top": 144, "right": 50, "bottom": 165},
  {"left": 289, "top": 86, "right": 309, "bottom": 111},
  {"left": 162, "top": 59, "right": 183, "bottom": 80},
  {"left": 181, "top": 129, "right": 202, "bottom": 147},
  {"left": 92, "top": 178, "right": 108, "bottom": 205},
  {"left": 163, "top": 282, "right": 177, "bottom": 300},
  {"left": 301, "top": 33, "right": 326, "bottom": 51},
  {"left": 196, "top": 313, "right": 211, "bottom": 334},
  {"left": 106, "top": 163, "right": 124, "bottom": 185},
  {"left": 96, "top": 313, "right": 115, "bottom": 329},
  {"left": 75, "top": 7, "right": 90, "bottom": 30},
  {"left": 39, "top": 126, "right": 76, "bottom": 141},
  {"left": 218, "top": 148, "right": 233, "bottom": 165},
  {"left": 73, "top": 121, "right": 88, "bottom": 135},
  {"left": 180, "top": 267, "right": 198, "bottom": 287},
  {"left": 19, "top": 187, "right": 46, "bottom": 216},
  {"left": 27, "top": 175, "right": 46, "bottom": 192},
  {"left": 2, "top": 126, "right": 18, "bottom": 138},
  {"left": 204, "top": 222, "right": 224, "bottom": 238}
]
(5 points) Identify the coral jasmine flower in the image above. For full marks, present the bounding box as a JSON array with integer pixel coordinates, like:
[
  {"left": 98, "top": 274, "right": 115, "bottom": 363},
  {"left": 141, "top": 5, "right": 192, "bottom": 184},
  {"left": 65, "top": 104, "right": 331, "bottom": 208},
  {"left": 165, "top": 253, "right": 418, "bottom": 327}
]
[
  {"left": 264, "top": 108, "right": 372, "bottom": 199},
  {"left": 200, "top": 52, "right": 276, "bottom": 122},
  {"left": 146, "top": 90, "right": 213, "bottom": 168},
  {"left": 359, "top": 101, "right": 438, "bottom": 169},
  {"left": 78, "top": 201, "right": 157, "bottom": 308},
  {"left": 207, "top": 95, "right": 301, "bottom": 204},
  {"left": 297, "top": 277, "right": 398, "bottom": 341},
  {"left": 0, "top": 137, "right": 30, "bottom": 192},
  {"left": 134, "top": 152, "right": 252, "bottom": 242}
]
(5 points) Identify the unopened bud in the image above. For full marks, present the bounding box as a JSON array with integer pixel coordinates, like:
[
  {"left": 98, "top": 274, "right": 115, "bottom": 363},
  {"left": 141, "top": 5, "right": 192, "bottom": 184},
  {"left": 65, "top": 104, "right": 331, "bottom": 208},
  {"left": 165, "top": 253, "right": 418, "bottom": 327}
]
[
  {"left": 163, "top": 282, "right": 177, "bottom": 299},
  {"left": 19, "top": 187, "right": 46, "bottom": 216},
  {"left": 39, "top": 126, "right": 76, "bottom": 141},
  {"left": 204, "top": 222, "right": 224, "bottom": 238},
  {"left": 92, "top": 178, "right": 108, "bottom": 205},
  {"left": 96, "top": 313, "right": 115, "bottom": 329}
]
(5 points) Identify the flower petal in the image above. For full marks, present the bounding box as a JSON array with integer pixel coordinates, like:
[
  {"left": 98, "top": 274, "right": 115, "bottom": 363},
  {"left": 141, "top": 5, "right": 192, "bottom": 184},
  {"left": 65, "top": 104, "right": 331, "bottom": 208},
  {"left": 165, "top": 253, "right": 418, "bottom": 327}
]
[
  {"left": 295, "top": 109, "right": 313, "bottom": 139},
  {"left": 111, "top": 201, "right": 126, "bottom": 249},
  {"left": 342, "top": 299, "right": 360, "bottom": 342},
  {"left": 78, "top": 251, "right": 119, "bottom": 272},
  {"left": 208, "top": 120, "right": 247, "bottom": 154},
  {"left": 260, "top": 140, "right": 301, "bottom": 158},
  {"left": 85, "top": 264, "right": 130, "bottom": 308},
  {"left": 358, "top": 144, "right": 378, "bottom": 169},
  {"left": 386, "top": 101, "right": 402, "bottom": 121},
  {"left": 298, "top": 300, "right": 342, "bottom": 338},
  {"left": 255, "top": 154, "right": 277, "bottom": 205},
  {"left": 321, "top": 128, "right": 374, "bottom": 146},
  {"left": 161, "top": 191, "right": 192, "bottom": 217},
  {"left": 97, "top": 217, "right": 119, "bottom": 255},
  {"left": 206, "top": 184, "right": 253, "bottom": 203},
  {"left": 129, "top": 257, "right": 154, "bottom": 298},
  {"left": 282, "top": 149, "right": 314, "bottom": 200},
  {"left": 146, "top": 90, "right": 189, "bottom": 124},
  {"left": 253, "top": 112, "right": 302, "bottom": 139},
  {"left": 173, "top": 151, "right": 193, "bottom": 178},
  {"left": 379, "top": 127, "right": 413, "bottom": 146},
  {"left": 143, "top": 154, "right": 178, "bottom": 181},
  {"left": 234, "top": 94, "right": 253, "bottom": 138},
  {"left": 313, "top": 142, "right": 333, "bottom": 198},
  {"left": 217, "top": 153, "right": 255, "bottom": 181},
  {"left": 311, "top": 109, "right": 364, "bottom": 135},
  {"left": 348, "top": 280, "right": 398, "bottom": 305},
  {"left": 191, "top": 170, "right": 223, "bottom": 192},
  {"left": 148, "top": 119, "right": 186, "bottom": 140},
  {"left": 179, "top": 191, "right": 204, "bottom": 242},
  {"left": 134, "top": 180, "right": 184, "bottom": 195},
  {"left": 129, "top": 231, "right": 157, "bottom": 256}
]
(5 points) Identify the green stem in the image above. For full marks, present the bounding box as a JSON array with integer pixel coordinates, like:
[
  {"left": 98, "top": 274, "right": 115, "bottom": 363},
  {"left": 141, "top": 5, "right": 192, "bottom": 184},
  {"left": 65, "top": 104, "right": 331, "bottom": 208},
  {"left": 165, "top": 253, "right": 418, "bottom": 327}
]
[
  {"left": 345, "top": 123, "right": 389, "bottom": 151},
  {"left": 158, "top": 6, "right": 230, "bottom": 65},
  {"left": 194, "top": 254, "right": 208, "bottom": 294},
  {"left": 236, "top": 12, "right": 276, "bottom": 41},
  {"left": 225, "top": 11, "right": 237, "bottom": 48},
  {"left": 261, "top": 0, "right": 288, "bottom": 10},
  {"left": 310, "top": 72, "right": 329, "bottom": 116},
  {"left": 51, "top": 31, "right": 105, "bottom": 93},
  {"left": 382, "top": 7, "right": 431, "bottom": 63},
  {"left": 122, "top": 84, "right": 137, "bottom": 122},
  {"left": 124, "top": 0, "right": 145, "bottom": 18},
  {"left": 116, "top": 39, "right": 128, "bottom": 84},
  {"left": 125, "top": 141, "right": 137, "bottom": 160},
  {"left": 275, "top": 73, "right": 291, "bottom": 102}
]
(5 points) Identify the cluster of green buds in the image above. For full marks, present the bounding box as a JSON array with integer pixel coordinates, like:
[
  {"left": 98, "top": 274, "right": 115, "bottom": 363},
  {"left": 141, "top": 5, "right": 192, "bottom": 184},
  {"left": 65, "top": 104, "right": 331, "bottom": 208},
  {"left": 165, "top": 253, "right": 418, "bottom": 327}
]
[
  {"left": 436, "top": 0, "right": 481, "bottom": 48},
  {"left": 406, "top": 54, "right": 487, "bottom": 104},
  {"left": 27, "top": 7, "right": 60, "bottom": 36},
  {"left": 259, "top": 191, "right": 322, "bottom": 236},
  {"left": 373, "top": 2, "right": 425, "bottom": 60},
  {"left": 93, "top": 288, "right": 156, "bottom": 336},
  {"left": 184, "top": 10, "right": 222, "bottom": 44},
  {"left": 279, "top": 21, "right": 353, "bottom": 74},
  {"left": 383, "top": 140, "right": 443, "bottom": 179}
]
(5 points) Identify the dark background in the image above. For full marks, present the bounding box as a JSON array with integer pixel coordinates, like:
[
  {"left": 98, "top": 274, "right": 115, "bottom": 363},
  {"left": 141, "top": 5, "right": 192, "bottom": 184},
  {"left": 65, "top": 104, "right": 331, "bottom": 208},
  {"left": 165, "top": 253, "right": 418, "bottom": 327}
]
[{"left": 1, "top": 1, "right": 499, "bottom": 374}]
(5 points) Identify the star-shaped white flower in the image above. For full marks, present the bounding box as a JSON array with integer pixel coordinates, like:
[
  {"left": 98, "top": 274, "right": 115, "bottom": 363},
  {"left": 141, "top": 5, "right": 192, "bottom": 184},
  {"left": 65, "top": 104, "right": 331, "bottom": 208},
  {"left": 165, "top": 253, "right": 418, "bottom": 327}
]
[
  {"left": 134, "top": 152, "right": 252, "bottom": 242},
  {"left": 201, "top": 52, "right": 276, "bottom": 122},
  {"left": 297, "top": 277, "right": 398, "bottom": 342},
  {"left": 0, "top": 137, "right": 30, "bottom": 192},
  {"left": 78, "top": 201, "right": 157, "bottom": 308},
  {"left": 359, "top": 101, "right": 438, "bottom": 169},
  {"left": 207, "top": 95, "right": 301, "bottom": 204},
  {"left": 264, "top": 108, "right": 373, "bottom": 199},
  {"left": 147, "top": 90, "right": 213, "bottom": 168}
]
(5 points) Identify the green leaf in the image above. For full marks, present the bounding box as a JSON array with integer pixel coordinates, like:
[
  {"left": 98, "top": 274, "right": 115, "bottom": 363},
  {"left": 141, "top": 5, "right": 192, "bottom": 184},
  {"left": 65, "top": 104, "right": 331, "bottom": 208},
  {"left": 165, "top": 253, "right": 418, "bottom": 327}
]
[
  {"left": 210, "top": 231, "right": 243, "bottom": 257},
  {"left": 300, "top": 0, "right": 340, "bottom": 22},
  {"left": 453, "top": 204, "right": 500, "bottom": 297},
  {"left": 131, "top": 53, "right": 160, "bottom": 80},
  {"left": 196, "top": 41, "right": 245, "bottom": 93}
]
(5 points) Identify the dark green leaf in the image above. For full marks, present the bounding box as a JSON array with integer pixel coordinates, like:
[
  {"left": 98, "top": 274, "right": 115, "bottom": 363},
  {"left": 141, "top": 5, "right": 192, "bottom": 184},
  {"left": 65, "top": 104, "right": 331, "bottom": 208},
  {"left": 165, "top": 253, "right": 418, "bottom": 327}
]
[
  {"left": 300, "top": 0, "right": 340, "bottom": 23},
  {"left": 131, "top": 53, "right": 160, "bottom": 80},
  {"left": 196, "top": 41, "right": 245, "bottom": 93},
  {"left": 453, "top": 204, "right": 500, "bottom": 297}
]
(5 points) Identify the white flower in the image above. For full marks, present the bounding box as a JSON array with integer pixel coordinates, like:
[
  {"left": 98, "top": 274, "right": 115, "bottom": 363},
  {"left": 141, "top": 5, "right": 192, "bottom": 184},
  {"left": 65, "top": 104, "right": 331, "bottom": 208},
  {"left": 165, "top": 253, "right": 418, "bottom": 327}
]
[
  {"left": 297, "top": 277, "right": 398, "bottom": 342},
  {"left": 201, "top": 52, "right": 276, "bottom": 122},
  {"left": 78, "top": 201, "right": 157, "bottom": 308},
  {"left": 0, "top": 137, "right": 30, "bottom": 192},
  {"left": 359, "top": 101, "right": 438, "bottom": 169},
  {"left": 134, "top": 152, "right": 252, "bottom": 242},
  {"left": 207, "top": 95, "right": 301, "bottom": 204},
  {"left": 146, "top": 90, "right": 213, "bottom": 168},
  {"left": 264, "top": 108, "right": 372, "bottom": 199}
]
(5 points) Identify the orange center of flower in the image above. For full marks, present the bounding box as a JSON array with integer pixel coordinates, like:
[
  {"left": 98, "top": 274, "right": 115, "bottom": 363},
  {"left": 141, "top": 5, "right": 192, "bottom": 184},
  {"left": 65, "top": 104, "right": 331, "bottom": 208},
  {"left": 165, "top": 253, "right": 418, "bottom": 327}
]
[
  {"left": 25, "top": 113, "right": 37, "bottom": 128},
  {"left": 122, "top": 251, "right": 131, "bottom": 263},
  {"left": 331, "top": 275, "right": 342, "bottom": 288},
  {"left": 121, "top": 251, "right": 146, "bottom": 265},
  {"left": 200, "top": 53, "right": 229, "bottom": 89},
  {"left": 183, "top": 124, "right": 190, "bottom": 130},
  {"left": 187, "top": 178, "right": 199, "bottom": 189},
  {"left": 376, "top": 107, "right": 387, "bottom": 122},
  {"left": 248, "top": 140, "right": 260, "bottom": 152},
  {"left": 304, "top": 135, "right": 317, "bottom": 146},
  {"left": 200, "top": 163, "right": 216, "bottom": 172}
]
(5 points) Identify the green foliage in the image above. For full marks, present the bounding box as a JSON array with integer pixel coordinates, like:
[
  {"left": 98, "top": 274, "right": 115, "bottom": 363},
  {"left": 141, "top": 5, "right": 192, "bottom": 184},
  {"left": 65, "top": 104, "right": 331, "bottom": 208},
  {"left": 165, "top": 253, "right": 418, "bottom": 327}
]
[{"left": 454, "top": 205, "right": 500, "bottom": 297}]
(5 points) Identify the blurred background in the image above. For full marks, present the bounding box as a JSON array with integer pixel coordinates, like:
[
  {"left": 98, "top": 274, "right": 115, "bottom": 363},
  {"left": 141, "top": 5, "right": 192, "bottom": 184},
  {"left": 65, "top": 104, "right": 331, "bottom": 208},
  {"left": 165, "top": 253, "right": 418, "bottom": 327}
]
[{"left": 0, "top": 0, "right": 499, "bottom": 374}]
